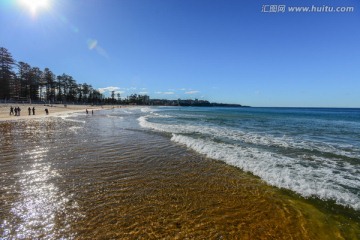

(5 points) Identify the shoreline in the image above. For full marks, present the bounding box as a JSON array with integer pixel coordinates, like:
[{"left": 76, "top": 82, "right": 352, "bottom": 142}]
[
  {"left": 1, "top": 105, "right": 359, "bottom": 239},
  {"left": 0, "top": 103, "right": 122, "bottom": 122}
]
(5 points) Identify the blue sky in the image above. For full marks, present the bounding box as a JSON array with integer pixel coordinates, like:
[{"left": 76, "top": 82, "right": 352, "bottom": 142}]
[{"left": 1, "top": 0, "right": 359, "bottom": 107}]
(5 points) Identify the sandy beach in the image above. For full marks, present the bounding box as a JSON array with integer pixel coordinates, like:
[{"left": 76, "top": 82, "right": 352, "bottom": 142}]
[{"left": 0, "top": 103, "right": 116, "bottom": 121}]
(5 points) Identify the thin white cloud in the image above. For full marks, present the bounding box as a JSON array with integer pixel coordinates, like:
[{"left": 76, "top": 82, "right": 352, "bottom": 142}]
[
  {"left": 185, "top": 90, "right": 200, "bottom": 94},
  {"left": 138, "top": 91, "right": 148, "bottom": 95},
  {"left": 155, "top": 91, "right": 175, "bottom": 95},
  {"left": 98, "top": 86, "right": 120, "bottom": 93}
]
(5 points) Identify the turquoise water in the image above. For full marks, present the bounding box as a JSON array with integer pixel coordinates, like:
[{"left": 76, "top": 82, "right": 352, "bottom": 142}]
[{"left": 139, "top": 107, "right": 360, "bottom": 211}]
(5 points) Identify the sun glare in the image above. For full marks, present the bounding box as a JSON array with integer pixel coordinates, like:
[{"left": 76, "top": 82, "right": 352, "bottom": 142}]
[{"left": 19, "top": 0, "right": 50, "bottom": 15}]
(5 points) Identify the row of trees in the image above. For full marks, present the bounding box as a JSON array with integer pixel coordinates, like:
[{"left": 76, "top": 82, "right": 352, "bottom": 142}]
[{"left": 0, "top": 47, "right": 103, "bottom": 104}]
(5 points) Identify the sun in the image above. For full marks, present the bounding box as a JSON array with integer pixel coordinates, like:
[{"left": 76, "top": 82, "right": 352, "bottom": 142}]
[{"left": 19, "top": 0, "right": 50, "bottom": 15}]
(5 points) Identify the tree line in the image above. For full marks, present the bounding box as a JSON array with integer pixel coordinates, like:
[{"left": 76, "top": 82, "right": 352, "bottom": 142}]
[
  {"left": 2, "top": 46, "right": 226, "bottom": 106},
  {"left": 0, "top": 47, "right": 103, "bottom": 104}
]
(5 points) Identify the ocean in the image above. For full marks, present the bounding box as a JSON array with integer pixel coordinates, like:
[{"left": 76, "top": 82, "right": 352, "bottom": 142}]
[
  {"left": 1, "top": 106, "right": 359, "bottom": 239},
  {"left": 139, "top": 107, "right": 360, "bottom": 211}
]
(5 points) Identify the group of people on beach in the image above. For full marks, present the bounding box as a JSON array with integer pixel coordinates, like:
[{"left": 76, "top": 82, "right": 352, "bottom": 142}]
[
  {"left": 9, "top": 106, "right": 49, "bottom": 116},
  {"left": 86, "top": 109, "right": 93, "bottom": 115},
  {"left": 9, "top": 106, "right": 22, "bottom": 116},
  {"left": 27, "top": 107, "right": 36, "bottom": 115},
  {"left": 9, "top": 106, "right": 96, "bottom": 118}
]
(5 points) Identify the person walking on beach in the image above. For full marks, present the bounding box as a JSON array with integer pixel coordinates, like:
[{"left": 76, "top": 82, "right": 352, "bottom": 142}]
[
  {"left": 86, "top": 109, "right": 88, "bottom": 114},
  {"left": 32, "top": 107, "right": 35, "bottom": 115},
  {"left": 28, "top": 107, "right": 31, "bottom": 115},
  {"left": 92, "top": 110, "right": 93, "bottom": 115},
  {"left": 10, "top": 106, "right": 14, "bottom": 115},
  {"left": 17, "top": 107, "right": 21, "bottom": 116},
  {"left": 45, "top": 108, "right": 49, "bottom": 115}
]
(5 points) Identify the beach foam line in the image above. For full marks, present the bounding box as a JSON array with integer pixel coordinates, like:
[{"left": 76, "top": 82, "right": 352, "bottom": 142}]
[
  {"left": 170, "top": 133, "right": 360, "bottom": 211},
  {"left": 138, "top": 114, "right": 360, "bottom": 210},
  {"left": 138, "top": 115, "right": 360, "bottom": 159}
]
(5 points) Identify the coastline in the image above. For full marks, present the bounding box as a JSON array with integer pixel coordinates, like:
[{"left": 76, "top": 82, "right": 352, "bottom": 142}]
[
  {"left": 0, "top": 106, "right": 359, "bottom": 238},
  {"left": 0, "top": 104, "right": 120, "bottom": 122}
]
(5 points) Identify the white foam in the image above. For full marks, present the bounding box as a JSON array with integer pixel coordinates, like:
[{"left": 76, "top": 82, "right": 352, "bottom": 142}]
[
  {"left": 121, "top": 110, "right": 132, "bottom": 114},
  {"left": 171, "top": 134, "right": 360, "bottom": 210},
  {"left": 141, "top": 107, "right": 155, "bottom": 113},
  {"left": 138, "top": 115, "right": 359, "bottom": 159},
  {"left": 59, "top": 115, "right": 86, "bottom": 124},
  {"left": 138, "top": 114, "right": 360, "bottom": 210},
  {"left": 105, "top": 114, "right": 124, "bottom": 119}
]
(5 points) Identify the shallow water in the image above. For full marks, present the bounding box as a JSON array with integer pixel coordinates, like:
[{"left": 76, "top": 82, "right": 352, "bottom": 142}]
[
  {"left": 139, "top": 107, "right": 360, "bottom": 211},
  {"left": 0, "top": 108, "right": 359, "bottom": 239}
]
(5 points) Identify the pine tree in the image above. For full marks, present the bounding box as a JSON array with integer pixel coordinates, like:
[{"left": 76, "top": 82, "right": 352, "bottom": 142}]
[
  {"left": 18, "top": 61, "right": 32, "bottom": 100},
  {"left": 0, "top": 47, "right": 16, "bottom": 100},
  {"left": 43, "top": 68, "right": 56, "bottom": 102},
  {"left": 30, "top": 67, "right": 42, "bottom": 101}
]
